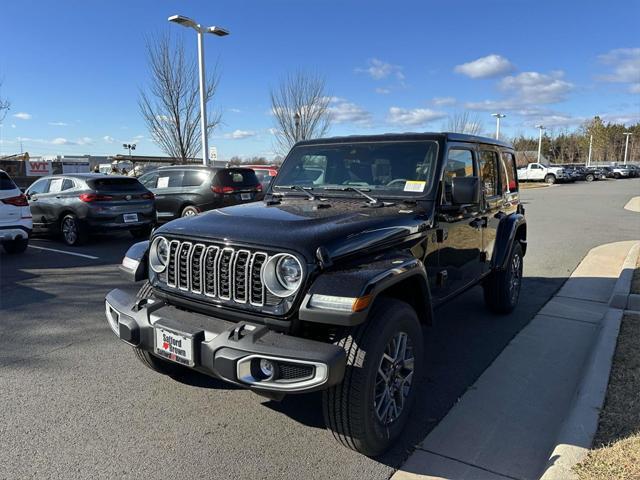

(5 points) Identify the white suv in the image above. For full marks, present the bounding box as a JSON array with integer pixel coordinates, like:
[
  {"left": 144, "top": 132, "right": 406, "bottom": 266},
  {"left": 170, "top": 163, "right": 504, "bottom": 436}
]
[{"left": 0, "top": 169, "right": 32, "bottom": 254}]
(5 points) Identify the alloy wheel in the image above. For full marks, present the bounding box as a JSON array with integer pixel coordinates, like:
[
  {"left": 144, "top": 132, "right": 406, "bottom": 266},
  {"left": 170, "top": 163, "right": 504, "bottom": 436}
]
[
  {"left": 509, "top": 251, "right": 523, "bottom": 304},
  {"left": 62, "top": 218, "right": 77, "bottom": 244},
  {"left": 374, "top": 331, "right": 415, "bottom": 425}
]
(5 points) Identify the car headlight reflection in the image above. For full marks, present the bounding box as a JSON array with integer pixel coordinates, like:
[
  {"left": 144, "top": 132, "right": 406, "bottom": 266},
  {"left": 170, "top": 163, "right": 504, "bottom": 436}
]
[
  {"left": 262, "top": 253, "right": 303, "bottom": 297},
  {"left": 149, "top": 236, "right": 169, "bottom": 273}
]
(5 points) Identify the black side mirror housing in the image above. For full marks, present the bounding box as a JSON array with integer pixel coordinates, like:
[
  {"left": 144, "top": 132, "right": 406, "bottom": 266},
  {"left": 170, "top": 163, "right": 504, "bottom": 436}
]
[{"left": 451, "top": 176, "right": 480, "bottom": 205}]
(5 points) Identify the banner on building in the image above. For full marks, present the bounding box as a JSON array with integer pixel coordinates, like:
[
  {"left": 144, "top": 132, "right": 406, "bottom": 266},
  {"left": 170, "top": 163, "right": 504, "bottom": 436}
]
[{"left": 26, "top": 160, "right": 53, "bottom": 176}]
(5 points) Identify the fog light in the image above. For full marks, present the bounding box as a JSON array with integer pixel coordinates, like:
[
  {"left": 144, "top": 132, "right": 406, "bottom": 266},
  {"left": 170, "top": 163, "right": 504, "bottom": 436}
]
[{"left": 259, "top": 359, "right": 276, "bottom": 380}]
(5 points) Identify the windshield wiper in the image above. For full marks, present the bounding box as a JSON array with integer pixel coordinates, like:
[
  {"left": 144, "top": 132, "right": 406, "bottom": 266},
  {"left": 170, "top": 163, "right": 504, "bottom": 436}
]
[
  {"left": 322, "top": 186, "right": 383, "bottom": 207},
  {"left": 273, "top": 185, "right": 318, "bottom": 200}
]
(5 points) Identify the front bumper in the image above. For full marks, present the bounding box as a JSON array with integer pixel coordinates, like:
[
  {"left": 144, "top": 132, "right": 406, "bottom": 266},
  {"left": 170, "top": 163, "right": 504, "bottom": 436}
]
[{"left": 105, "top": 286, "right": 346, "bottom": 393}]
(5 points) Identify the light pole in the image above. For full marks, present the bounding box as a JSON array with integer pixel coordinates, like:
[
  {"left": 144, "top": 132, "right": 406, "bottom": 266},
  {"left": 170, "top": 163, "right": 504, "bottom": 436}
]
[
  {"left": 491, "top": 113, "right": 506, "bottom": 140},
  {"left": 587, "top": 134, "right": 593, "bottom": 167},
  {"left": 169, "top": 15, "right": 229, "bottom": 166},
  {"left": 535, "top": 125, "right": 546, "bottom": 163},
  {"left": 623, "top": 132, "right": 633, "bottom": 165},
  {"left": 294, "top": 112, "right": 301, "bottom": 142},
  {"left": 123, "top": 143, "right": 136, "bottom": 173}
]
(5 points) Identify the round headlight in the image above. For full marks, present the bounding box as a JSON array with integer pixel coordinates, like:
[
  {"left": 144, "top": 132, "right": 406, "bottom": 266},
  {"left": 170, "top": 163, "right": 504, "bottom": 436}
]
[
  {"left": 262, "top": 253, "right": 303, "bottom": 298},
  {"left": 149, "top": 236, "right": 169, "bottom": 273}
]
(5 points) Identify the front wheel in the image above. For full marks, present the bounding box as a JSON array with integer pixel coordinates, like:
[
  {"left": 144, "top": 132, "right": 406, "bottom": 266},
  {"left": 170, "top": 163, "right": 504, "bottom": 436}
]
[
  {"left": 544, "top": 174, "right": 556, "bottom": 184},
  {"left": 322, "top": 298, "right": 424, "bottom": 456},
  {"left": 61, "top": 214, "right": 88, "bottom": 246},
  {"left": 2, "top": 237, "right": 28, "bottom": 254},
  {"left": 181, "top": 205, "right": 200, "bottom": 217},
  {"left": 483, "top": 242, "right": 524, "bottom": 314},
  {"left": 585, "top": 174, "right": 594, "bottom": 182}
]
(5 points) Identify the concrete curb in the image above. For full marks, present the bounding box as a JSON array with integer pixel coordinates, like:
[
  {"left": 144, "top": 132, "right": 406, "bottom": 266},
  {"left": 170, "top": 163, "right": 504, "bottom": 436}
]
[{"left": 539, "top": 241, "right": 640, "bottom": 480}]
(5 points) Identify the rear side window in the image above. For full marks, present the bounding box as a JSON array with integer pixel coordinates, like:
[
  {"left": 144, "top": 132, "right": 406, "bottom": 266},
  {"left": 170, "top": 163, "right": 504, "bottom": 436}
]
[
  {"left": 443, "top": 149, "right": 475, "bottom": 204},
  {"left": 216, "top": 169, "right": 259, "bottom": 187},
  {"left": 500, "top": 152, "right": 518, "bottom": 192},
  {"left": 49, "top": 178, "right": 65, "bottom": 193},
  {"left": 156, "top": 170, "right": 184, "bottom": 188},
  {"left": 88, "top": 177, "right": 146, "bottom": 192},
  {"left": 182, "top": 170, "right": 209, "bottom": 187},
  {"left": 0, "top": 171, "right": 17, "bottom": 190},
  {"left": 479, "top": 150, "right": 500, "bottom": 197},
  {"left": 62, "top": 179, "right": 76, "bottom": 191}
]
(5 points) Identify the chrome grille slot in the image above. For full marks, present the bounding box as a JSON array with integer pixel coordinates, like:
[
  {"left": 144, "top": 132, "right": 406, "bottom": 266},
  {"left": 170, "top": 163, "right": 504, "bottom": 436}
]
[
  {"left": 233, "top": 250, "right": 250, "bottom": 303},
  {"left": 250, "top": 252, "right": 267, "bottom": 306},
  {"left": 162, "top": 240, "right": 274, "bottom": 308},
  {"left": 178, "top": 242, "right": 192, "bottom": 291},
  {"left": 217, "top": 248, "right": 235, "bottom": 301}
]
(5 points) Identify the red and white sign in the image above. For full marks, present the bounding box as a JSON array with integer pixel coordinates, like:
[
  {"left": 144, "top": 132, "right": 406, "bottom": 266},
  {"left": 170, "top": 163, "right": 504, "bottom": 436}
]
[{"left": 26, "top": 160, "right": 53, "bottom": 177}]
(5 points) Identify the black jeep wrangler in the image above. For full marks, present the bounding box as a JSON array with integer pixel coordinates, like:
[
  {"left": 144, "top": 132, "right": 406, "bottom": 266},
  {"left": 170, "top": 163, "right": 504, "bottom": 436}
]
[{"left": 106, "top": 132, "right": 526, "bottom": 456}]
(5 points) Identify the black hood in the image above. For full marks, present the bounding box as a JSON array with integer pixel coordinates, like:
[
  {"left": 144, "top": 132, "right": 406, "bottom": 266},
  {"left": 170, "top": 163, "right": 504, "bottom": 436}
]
[{"left": 156, "top": 198, "right": 434, "bottom": 262}]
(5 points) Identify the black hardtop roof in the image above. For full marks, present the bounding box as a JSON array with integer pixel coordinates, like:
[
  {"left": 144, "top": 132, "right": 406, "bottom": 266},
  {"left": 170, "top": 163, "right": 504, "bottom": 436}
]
[
  {"left": 155, "top": 165, "right": 254, "bottom": 171},
  {"left": 294, "top": 132, "right": 513, "bottom": 149}
]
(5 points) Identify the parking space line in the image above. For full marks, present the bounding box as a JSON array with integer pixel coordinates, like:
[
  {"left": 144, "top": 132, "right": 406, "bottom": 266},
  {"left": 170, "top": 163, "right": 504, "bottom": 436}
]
[{"left": 28, "top": 245, "right": 99, "bottom": 260}]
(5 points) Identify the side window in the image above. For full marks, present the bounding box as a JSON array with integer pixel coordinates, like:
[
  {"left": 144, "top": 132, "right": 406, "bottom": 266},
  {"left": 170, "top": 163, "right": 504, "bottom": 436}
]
[
  {"left": 139, "top": 172, "right": 159, "bottom": 188},
  {"left": 479, "top": 151, "right": 499, "bottom": 197},
  {"left": 48, "top": 178, "right": 64, "bottom": 193},
  {"left": 443, "top": 149, "right": 475, "bottom": 203},
  {"left": 28, "top": 179, "right": 50, "bottom": 195},
  {"left": 500, "top": 152, "right": 518, "bottom": 192},
  {"left": 182, "top": 170, "right": 208, "bottom": 187},
  {"left": 62, "top": 178, "right": 75, "bottom": 191},
  {"left": 530, "top": 163, "right": 541, "bottom": 169},
  {"left": 156, "top": 171, "right": 183, "bottom": 189}
]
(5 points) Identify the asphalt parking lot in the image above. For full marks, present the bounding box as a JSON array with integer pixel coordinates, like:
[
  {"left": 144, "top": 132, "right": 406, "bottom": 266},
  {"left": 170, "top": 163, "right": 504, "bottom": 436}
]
[{"left": 1, "top": 179, "right": 639, "bottom": 480}]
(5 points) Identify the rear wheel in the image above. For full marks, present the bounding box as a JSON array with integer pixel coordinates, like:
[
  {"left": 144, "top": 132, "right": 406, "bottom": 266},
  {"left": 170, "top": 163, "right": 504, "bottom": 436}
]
[
  {"left": 614, "top": 172, "right": 621, "bottom": 179},
  {"left": 322, "top": 298, "right": 424, "bottom": 456},
  {"left": 585, "top": 173, "right": 594, "bottom": 182},
  {"left": 181, "top": 205, "right": 199, "bottom": 217},
  {"left": 483, "top": 242, "right": 524, "bottom": 314},
  {"left": 2, "top": 237, "right": 28, "bottom": 254},
  {"left": 61, "top": 214, "right": 88, "bottom": 246},
  {"left": 544, "top": 174, "right": 556, "bottom": 184}
]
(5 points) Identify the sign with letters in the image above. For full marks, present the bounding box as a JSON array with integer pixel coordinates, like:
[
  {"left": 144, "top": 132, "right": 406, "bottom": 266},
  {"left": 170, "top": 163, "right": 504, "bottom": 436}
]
[{"left": 26, "top": 160, "right": 53, "bottom": 176}]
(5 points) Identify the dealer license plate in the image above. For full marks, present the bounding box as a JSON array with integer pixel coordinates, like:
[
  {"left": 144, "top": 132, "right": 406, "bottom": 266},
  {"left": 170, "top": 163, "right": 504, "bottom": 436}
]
[
  {"left": 123, "top": 213, "right": 139, "bottom": 223},
  {"left": 154, "top": 327, "right": 194, "bottom": 366},
  {"left": 241, "top": 193, "right": 252, "bottom": 201}
]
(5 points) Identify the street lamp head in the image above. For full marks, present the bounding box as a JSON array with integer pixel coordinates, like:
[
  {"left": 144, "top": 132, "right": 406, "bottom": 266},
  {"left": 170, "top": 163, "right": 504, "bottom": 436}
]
[
  {"left": 535, "top": 124, "right": 545, "bottom": 130},
  {"left": 168, "top": 15, "right": 198, "bottom": 29},
  {"left": 131, "top": 144, "right": 136, "bottom": 150},
  {"left": 207, "top": 26, "right": 230, "bottom": 37},
  {"left": 491, "top": 113, "right": 506, "bottom": 118}
]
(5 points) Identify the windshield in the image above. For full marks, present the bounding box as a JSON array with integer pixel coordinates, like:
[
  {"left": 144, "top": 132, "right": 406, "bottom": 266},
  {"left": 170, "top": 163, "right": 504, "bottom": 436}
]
[{"left": 272, "top": 140, "right": 439, "bottom": 198}]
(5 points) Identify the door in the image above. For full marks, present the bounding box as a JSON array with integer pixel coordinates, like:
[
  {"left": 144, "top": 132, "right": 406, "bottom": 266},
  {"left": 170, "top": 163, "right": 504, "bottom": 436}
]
[
  {"left": 25, "top": 178, "right": 51, "bottom": 230},
  {"left": 432, "top": 145, "right": 483, "bottom": 300},
  {"left": 478, "top": 148, "right": 502, "bottom": 271},
  {"left": 529, "top": 163, "right": 544, "bottom": 180},
  {"left": 141, "top": 170, "right": 184, "bottom": 220}
]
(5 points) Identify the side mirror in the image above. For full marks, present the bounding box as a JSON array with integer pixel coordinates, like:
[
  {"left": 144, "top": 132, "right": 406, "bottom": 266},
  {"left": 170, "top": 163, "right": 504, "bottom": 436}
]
[{"left": 451, "top": 176, "right": 480, "bottom": 205}]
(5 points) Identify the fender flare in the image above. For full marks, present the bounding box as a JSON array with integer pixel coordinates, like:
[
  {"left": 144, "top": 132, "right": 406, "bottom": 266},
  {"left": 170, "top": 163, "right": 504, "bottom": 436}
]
[
  {"left": 491, "top": 213, "right": 526, "bottom": 271},
  {"left": 298, "top": 255, "right": 434, "bottom": 327},
  {"left": 119, "top": 240, "right": 149, "bottom": 283}
]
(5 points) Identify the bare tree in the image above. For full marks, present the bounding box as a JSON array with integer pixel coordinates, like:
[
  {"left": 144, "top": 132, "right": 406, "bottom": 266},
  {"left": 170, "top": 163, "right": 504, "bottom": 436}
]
[
  {"left": 0, "top": 78, "right": 10, "bottom": 123},
  {"left": 445, "top": 111, "right": 483, "bottom": 135},
  {"left": 270, "top": 72, "right": 332, "bottom": 154},
  {"left": 139, "top": 34, "right": 221, "bottom": 163}
]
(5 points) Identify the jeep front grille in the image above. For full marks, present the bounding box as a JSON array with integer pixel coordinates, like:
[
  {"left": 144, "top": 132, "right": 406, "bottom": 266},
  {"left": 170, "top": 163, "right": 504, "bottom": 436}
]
[{"left": 165, "top": 240, "right": 271, "bottom": 307}]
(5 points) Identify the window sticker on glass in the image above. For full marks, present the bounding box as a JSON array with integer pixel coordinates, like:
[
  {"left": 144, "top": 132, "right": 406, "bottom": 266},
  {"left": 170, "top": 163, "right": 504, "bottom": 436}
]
[
  {"left": 403, "top": 180, "right": 426, "bottom": 192},
  {"left": 157, "top": 176, "right": 170, "bottom": 188}
]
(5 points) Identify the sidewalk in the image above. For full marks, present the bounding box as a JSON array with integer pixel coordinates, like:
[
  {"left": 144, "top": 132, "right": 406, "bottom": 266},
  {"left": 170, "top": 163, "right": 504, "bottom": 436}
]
[{"left": 393, "top": 240, "right": 639, "bottom": 480}]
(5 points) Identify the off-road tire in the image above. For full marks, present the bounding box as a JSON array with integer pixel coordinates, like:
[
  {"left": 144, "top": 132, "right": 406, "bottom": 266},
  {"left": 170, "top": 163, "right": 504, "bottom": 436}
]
[
  {"left": 61, "top": 214, "right": 88, "bottom": 246},
  {"left": 544, "top": 174, "right": 556, "bottom": 184},
  {"left": 3, "top": 238, "right": 28, "bottom": 254},
  {"left": 585, "top": 173, "right": 594, "bottom": 182},
  {"left": 483, "top": 242, "right": 524, "bottom": 314},
  {"left": 322, "top": 298, "right": 424, "bottom": 456},
  {"left": 181, "top": 205, "right": 199, "bottom": 217},
  {"left": 132, "top": 281, "right": 182, "bottom": 376}
]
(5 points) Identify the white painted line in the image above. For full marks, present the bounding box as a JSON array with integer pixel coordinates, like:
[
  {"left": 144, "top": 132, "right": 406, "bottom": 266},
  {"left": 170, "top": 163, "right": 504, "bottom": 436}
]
[{"left": 28, "top": 245, "right": 99, "bottom": 260}]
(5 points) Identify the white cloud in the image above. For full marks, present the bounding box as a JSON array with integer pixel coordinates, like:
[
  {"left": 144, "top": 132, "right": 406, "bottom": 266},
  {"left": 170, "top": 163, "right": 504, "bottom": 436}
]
[
  {"left": 387, "top": 107, "right": 447, "bottom": 126},
  {"left": 13, "top": 112, "right": 32, "bottom": 120},
  {"left": 454, "top": 54, "right": 514, "bottom": 79},
  {"left": 328, "top": 98, "right": 372, "bottom": 125},
  {"left": 48, "top": 121, "right": 68, "bottom": 126},
  {"left": 103, "top": 135, "right": 115, "bottom": 143},
  {"left": 225, "top": 129, "right": 256, "bottom": 140},
  {"left": 51, "top": 136, "right": 93, "bottom": 146},
  {"left": 52, "top": 137, "right": 70, "bottom": 145},
  {"left": 499, "top": 70, "right": 574, "bottom": 104},
  {"left": 375, "top": 87, "right": 391, "bottom": 95},
  {"left": 432, "top": 96, "right": 456, "bottom": 106},
  {"left": 228, "top": 108, "right": 242, "bottom": 113},
  {"left": 597, "top": 48, "right": 640, "bottom": 93},
  {"left": 356, "top": 58, "right": 404, "bottom": 81}
]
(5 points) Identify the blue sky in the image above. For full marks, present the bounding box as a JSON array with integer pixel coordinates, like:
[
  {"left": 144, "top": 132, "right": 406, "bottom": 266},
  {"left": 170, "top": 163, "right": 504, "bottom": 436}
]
[{"left": 1, "top": 0, "right": 638, "bottom": 159}]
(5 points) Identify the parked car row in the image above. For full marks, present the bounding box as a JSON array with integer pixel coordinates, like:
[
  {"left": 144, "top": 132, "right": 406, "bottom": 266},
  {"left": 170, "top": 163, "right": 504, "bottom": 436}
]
[
  {"left": 1, "top": 165, "right": 270, "bottom": 250},
  {"left": 517, "top": 162, "right": 639, "bottom": 184}
]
